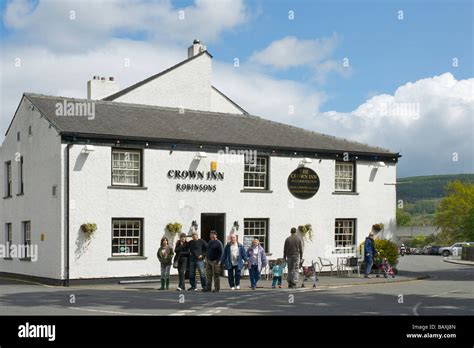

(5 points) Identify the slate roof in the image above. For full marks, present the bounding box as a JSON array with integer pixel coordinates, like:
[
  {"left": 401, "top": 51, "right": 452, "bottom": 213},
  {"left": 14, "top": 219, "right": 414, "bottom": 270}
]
[{"left": 20, "top": 93, "right": 399, "bottom": 158}]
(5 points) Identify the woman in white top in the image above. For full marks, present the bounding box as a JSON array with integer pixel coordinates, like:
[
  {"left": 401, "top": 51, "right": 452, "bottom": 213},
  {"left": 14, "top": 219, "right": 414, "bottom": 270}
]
[{"left": 222, "top": 234, "right": 248, "bottom": 290}]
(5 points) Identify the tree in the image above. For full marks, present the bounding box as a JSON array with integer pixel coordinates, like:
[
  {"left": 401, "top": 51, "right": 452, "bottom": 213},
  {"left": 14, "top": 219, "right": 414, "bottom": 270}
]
[
  {"left": 396, "top": 208, "right": 412, "bottom": 227},
  {"left": 434, "top": 181, "right": 474, "bottom": 242}
]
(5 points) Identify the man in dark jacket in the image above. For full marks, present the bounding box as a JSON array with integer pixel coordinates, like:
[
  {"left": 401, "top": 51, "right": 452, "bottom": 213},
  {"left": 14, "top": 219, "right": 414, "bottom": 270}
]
[
  {"left": 364, "top": 232, "right": 377, "bottom": 278},
  {"left": 284, "top": 227, "right": 304, "bottom": 288},
  {"left": 205, "top": 231, "right": 224, "bottom": 292},
  {"left": 188, "top": 232, "right": 208, "bottom": 291}
]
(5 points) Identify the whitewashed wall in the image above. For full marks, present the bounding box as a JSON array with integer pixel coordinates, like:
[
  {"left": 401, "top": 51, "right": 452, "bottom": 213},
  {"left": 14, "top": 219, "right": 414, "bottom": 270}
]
[
  {"left": 67, "top": 144, "right": 396, "bottom": 280},
  {"left": 113, "top": 54, "right": 243, "bottom": 114},
  {"left": 0, "top": 98, "right": 63, "bottom": 279},
  {"left": 209, "top": 87, "right": 244, "bottom": 114}
]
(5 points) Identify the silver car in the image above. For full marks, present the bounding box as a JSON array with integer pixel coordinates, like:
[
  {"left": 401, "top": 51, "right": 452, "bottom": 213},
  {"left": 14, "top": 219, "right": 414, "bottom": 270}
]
[{"left": 438, "top": 242, "right": 473, "bottom": 257}]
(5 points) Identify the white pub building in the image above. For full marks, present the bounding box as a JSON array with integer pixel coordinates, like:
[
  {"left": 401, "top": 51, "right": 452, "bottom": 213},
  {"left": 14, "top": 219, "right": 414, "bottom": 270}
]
[{"left": 0, "top": 41, "right": 400, "bottom": 284}]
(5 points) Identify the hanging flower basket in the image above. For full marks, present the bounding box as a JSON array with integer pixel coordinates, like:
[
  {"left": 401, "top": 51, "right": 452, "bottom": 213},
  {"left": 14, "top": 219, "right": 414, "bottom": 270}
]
[
  {"left": 80, "top": 223, "right": 97, "bottom": 239},
  {"left": 372, "top": 223, "right": 384, "bottom": 232},
  {"left": 166, "top": 222, "right": 182, "bottom": 235},
  {"left": 298, "top": 224, "right": 313, "bottom": 241}
]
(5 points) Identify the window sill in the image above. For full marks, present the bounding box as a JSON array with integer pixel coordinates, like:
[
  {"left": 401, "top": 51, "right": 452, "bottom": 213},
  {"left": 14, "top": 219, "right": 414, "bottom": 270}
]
[
  {"left": 3, "top": 257, "right": 13, "bottom": 260},
  {"left": 3, "top": 196, "right": 12, "bottom": 199},
  {"left": 240, "top": 189, "right": 273, "bottom": 193},
  {"left": 332, "top": 191, "right": 359, "bottom": 195},
  {"left": 107, "top": 256, "right": 148, "bottom": 261},
  {"left": 16, "top": 193, "right": 24, "bottom": 196},
  {"left": 107, "top": 186, "right": 148, "bottom": 190},
  {"left": 20, "top": 258, "right": 31, "bottom": 262}
]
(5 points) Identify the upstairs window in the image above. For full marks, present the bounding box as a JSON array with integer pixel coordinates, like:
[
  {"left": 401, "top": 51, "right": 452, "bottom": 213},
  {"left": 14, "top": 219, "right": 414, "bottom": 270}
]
[
  {"left": 111, "top": 149, "right": 142, "bottom": 186},
  {"left": 243, "top": 156, "right": 268, "bottom": 190},
  {"left": 335, "top": 162, "right": 355, "bottom": 192}
]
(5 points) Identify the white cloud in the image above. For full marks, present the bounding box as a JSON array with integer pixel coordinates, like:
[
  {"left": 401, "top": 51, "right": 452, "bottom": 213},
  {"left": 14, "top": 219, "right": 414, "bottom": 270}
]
[
  {"left": 1, "top": 2, "right": 472, "bottom": 177},
  {"left": 2, "top": 0, "right": 248, "bottom": 51},
  {"left": 248, "top": 34, "right": 350, "bottom": 83},
  {"left": 213, "top": 62, "right": 327, "bottom": 124},
  {"left": 315, "top": 73, "right": 474, "bottom": 176}
]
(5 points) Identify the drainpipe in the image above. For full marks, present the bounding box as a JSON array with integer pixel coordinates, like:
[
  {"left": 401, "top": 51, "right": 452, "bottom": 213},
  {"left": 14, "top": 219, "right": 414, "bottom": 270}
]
[{"left": 65, "top": 143, "right": 72, "bottom": 287}]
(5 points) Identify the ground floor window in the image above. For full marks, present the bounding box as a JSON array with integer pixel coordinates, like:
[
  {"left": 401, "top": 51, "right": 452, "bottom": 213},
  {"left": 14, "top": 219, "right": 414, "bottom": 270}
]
[
  {"left": 112, "top": 219, "right": 142, "bottom": 256},
  {"left": 244, "top": 218, "right": 269, "bottom": 252},
  {"left": 334, "top": 219, "right": 356, "bottom": 250},
  {"left": 22, "top": 221, "right": 31, "bottom": 259},
  {"left": 5, "top": 223, "right": 12, "bottom": 258}
]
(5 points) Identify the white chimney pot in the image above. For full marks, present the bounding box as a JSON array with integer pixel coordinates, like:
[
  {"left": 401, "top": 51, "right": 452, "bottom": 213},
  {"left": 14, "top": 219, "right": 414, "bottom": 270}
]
[{"left": 87, "top": 76, "right": 120, "bottom": 100}]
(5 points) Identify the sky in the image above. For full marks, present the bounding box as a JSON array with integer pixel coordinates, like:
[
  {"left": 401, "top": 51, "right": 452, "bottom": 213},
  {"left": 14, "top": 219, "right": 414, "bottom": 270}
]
[{"left": 0, "top": 0, "right": 473, "bottom": 177}]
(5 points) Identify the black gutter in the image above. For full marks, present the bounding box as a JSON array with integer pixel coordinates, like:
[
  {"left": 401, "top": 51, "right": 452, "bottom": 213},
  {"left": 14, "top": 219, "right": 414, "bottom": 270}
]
[
  {"left": 64, "top": 143, "right": 72, "bottom": 287},
  {"left": 60, "top": 133, "right": 401, "bottom": 162}
]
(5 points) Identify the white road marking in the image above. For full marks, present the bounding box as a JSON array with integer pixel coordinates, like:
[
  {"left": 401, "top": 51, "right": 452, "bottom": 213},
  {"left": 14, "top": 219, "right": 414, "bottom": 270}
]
[
  {"left": 169, "top": 310, "right": 196, "bottom": 316},
  {"left": 69, "top": 307, "right": 154, "bottom": 316},
  {"left": 430, "top": 289, "right": 460, "bottom": 297},
  {"left": 197, "top": 307, "right": 229, "bottom": 316},
  {"left": 413, "top": 302, "right": 422, "bottom": 316}
]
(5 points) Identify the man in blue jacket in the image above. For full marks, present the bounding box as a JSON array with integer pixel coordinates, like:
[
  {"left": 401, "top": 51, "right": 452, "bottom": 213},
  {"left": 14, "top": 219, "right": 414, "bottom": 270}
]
[{"left": 364, "top": 232, "right": 377, "bottom": 278}]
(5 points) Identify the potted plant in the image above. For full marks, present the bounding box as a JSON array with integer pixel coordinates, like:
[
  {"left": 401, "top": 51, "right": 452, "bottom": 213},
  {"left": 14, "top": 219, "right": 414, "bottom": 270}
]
[
  {"left": 80, "top": 223, "right": 97, "bottom": 240},
  {"left": 298, "top": 224, "right": 313, "bottom": 241}
]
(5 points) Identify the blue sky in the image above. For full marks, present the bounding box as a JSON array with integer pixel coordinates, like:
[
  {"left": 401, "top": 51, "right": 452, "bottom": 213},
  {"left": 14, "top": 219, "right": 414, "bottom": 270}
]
[{"left": 0, "top": 0, "right": 473, "bottom": 176}]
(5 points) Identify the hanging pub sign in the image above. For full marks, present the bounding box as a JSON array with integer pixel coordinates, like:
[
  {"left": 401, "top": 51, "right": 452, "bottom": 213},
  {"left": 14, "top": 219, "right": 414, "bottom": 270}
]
[{"left": 287, "top": 167, "right": 320, "bottom": 199}]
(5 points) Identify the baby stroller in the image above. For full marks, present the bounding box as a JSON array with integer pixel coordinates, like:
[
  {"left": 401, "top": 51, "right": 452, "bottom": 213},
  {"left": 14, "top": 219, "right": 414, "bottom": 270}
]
[
  {"left": 377, "top": 258, "right": 395, "bottom": 278},
  {"left": 301, "top": 260, "right": 319, "bottom": 288}
]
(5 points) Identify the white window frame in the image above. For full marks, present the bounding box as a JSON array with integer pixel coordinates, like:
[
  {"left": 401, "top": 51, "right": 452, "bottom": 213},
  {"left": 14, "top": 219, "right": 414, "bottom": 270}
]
[
  {"left": 244, "top": 218, "right": 269, "bottom": 252},
  {"left": 111, "top": 149, "right": 142, "bottom": 186},
  {"left": 111, "top": 219, "right": 142, "bottom": 256},
  {"left": 334, "top": 219, "right": 356, "bottom": 250},
  {"left": 243, "top": 156, "right": 268, "bottom": 190},
  {"left": 335, "top": 162, "right": 355, "bottom": 192}
]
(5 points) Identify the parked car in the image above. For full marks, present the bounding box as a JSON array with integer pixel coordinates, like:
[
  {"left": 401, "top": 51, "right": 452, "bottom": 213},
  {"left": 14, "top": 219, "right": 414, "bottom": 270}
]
[
  {"left": 411, "top": 248, "right": 421, "bottom": 255},
  {"left": 421, "top": 246, "right": 432, "bottom": 255},
  {"left": 429, "top": 246, "right": 441, "bottom": 255},
  {"left": 438, "top": 242, "right": 473, "bottom": 257}
]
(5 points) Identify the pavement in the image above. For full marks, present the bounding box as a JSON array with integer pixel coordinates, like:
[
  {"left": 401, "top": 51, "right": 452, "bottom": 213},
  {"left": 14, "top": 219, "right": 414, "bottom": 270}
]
[
  {"left": 443, "top": 258, "right": 474, "bottom": 266},
  {"left": 0, "top": 255, "right": 472, "bottom": 315}
]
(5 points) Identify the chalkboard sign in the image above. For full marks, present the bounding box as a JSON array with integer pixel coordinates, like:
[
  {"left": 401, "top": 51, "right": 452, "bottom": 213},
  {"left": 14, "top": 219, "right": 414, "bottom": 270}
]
[
  {"left": 287, "top": 167, "right": 320, "bottom": 199},
  {"left": 243, "top": 235, "right": 253, "bottom": 250}
]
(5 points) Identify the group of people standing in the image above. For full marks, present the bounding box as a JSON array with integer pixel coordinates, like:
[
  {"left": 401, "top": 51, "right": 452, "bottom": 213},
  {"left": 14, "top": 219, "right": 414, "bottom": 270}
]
[{"left": 157, "top": 227, "right": 304, "bottom": 291}]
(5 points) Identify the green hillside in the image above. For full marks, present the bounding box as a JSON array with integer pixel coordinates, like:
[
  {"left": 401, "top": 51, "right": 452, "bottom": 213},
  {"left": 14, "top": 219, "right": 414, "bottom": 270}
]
[
  {"left": 397, "top": 174, "right": 474, "bottom": 202},
  {"left": 396, "top": 174, "right": 474, "bottom": 226}
]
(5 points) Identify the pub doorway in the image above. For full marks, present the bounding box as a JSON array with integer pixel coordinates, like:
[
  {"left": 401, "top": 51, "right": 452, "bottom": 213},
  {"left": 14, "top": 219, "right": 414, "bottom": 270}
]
[{"left": 200, "top": 213, "right": 226, "bottom": 245}]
